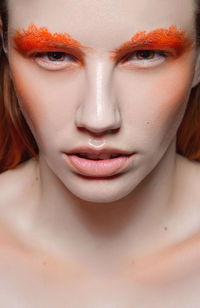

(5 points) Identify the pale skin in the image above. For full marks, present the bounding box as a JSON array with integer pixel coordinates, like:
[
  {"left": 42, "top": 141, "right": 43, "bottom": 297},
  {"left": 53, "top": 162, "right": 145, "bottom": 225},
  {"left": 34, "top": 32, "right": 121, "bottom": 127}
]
[{"left": 1, "top": 0, "right": 200, "bottom": 306}]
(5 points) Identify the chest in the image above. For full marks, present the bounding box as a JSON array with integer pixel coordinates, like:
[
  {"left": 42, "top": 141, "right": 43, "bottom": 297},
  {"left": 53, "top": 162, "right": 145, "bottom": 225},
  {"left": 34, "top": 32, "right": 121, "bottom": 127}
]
[{"left": 0, "top": 255, "right": 200, "bottom": 308}]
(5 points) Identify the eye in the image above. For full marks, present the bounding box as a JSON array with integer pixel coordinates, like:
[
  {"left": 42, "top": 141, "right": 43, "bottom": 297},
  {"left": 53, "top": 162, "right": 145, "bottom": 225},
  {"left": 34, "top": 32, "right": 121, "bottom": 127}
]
[
  {"left": 121, "top": 50, "right": 169, "bottom": 68},
  {"left": 125, "top": 50, "right": 167, "bottom": 61},
  {"left": 33, "top": 51, "right": 79, "bottom": 70},
  {"left": 135, "top": 50, "right": 161, "bottom": 60},
  {"left": 42, "top": 52, "right": 76, "bottom": 62}
]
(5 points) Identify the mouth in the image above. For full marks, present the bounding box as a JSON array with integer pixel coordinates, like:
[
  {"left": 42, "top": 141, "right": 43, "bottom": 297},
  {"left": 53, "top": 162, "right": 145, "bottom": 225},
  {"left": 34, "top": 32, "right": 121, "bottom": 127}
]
[
  {"left": 75, "top": 153, "right": 123, "bottom": 160},
  {"left": 64, "top": 151, "right": 134, "bottom": 177}
]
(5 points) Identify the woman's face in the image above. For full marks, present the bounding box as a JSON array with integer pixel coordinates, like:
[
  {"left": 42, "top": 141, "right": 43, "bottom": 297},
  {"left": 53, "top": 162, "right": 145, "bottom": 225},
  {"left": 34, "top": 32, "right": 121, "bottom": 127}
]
[{"left": 5, "top": 0, "right": 199, "bottom": 202}]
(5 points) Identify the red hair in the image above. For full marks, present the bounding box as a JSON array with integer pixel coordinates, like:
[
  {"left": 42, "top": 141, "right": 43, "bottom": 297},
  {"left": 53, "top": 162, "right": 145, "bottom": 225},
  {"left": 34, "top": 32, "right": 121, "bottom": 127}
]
[
  {"left": 0, "top": 1, "right": 200, "bottom": 173},
  {"left": 0, "top": 51, "right": 38, "bottom": 172}
]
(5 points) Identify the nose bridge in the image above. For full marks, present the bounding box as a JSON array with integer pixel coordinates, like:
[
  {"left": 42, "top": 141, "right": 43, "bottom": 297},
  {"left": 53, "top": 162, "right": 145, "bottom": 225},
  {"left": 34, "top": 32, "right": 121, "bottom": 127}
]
[
  {"left": 75, "top": 59, "right": 121, "bottom": 134},
  {"left": 96, "top": 62, "right": 105, "bottom": 119}
]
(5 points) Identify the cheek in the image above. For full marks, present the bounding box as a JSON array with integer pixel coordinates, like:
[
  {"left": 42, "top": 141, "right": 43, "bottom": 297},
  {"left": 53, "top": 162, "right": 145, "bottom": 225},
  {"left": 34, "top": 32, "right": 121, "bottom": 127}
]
[
  {"left": 150, "top": 60, "right": 194, "bottom": 125},
  {"left": 9, "top": 56, "right": 83, "bottom": 136},
  {"left": 117, "top": 54, "right": 194, "bottom": 142},
  {"left": 11, "top": 72, "right": 44, "bottom": 131}
]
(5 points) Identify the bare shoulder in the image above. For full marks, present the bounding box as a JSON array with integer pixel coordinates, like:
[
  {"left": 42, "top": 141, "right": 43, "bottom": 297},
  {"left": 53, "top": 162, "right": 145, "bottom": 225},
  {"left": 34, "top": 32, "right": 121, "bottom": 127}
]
[{"left": 0, "top": 158, "right": 39, "bottom": 207}]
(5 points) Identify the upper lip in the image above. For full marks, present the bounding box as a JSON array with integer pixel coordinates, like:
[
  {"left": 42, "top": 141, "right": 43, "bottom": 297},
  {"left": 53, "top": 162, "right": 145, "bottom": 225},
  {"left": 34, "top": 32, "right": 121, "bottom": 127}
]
[{"left": 66, "top": 146, "right": 133, "bottom": 156}]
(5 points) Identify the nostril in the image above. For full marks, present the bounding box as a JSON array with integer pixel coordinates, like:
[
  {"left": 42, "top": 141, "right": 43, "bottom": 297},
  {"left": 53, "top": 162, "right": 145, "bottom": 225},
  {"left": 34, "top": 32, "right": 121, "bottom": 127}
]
[{"left": 77, "top": 127, "right": 120, "bottom": 136}]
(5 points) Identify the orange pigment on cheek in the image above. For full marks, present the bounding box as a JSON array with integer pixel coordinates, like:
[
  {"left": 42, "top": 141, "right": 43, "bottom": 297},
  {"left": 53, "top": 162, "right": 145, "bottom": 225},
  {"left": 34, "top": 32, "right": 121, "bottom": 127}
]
[
  {"left": 12, "top": 23, "right": 91, "bottom": 56},
  {"left": 110, "top": 25, "right": 194, "bottom": 60}
]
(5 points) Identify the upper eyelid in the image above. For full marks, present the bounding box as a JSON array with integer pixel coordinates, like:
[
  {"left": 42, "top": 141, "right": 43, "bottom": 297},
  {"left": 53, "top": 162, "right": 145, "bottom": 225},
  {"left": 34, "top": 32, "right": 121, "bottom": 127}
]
[
  {"left": 34, "top": 49, "right": 169, "bottom": 59},
  {"left": 31, "top": 50, "right": 169, "bottom": 70},
  {"left": 34, "top": 51, "right": 77, "bottom": 58},
  {"left": 27, "top": 49, "right": 85, "bottom": 65},
  {"left": 110, "top": 45, "right": 177, "bottom": 63},
  {"left": 128, "top": 50, "right": 168, "bottom": 57}
]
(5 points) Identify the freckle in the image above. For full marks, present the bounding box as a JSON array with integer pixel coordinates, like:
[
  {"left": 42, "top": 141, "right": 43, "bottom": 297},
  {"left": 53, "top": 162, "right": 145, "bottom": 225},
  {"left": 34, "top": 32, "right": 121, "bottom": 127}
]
[
  {"left": 164, "top": 226, "right": 168, "bottom": 231},
  {"left": 146, "top": 121, "right": 150, "bottom": 125}
]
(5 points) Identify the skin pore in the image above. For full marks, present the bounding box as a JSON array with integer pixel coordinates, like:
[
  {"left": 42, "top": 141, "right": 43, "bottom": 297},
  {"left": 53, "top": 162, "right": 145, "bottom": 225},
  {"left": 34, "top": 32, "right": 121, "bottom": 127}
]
[{"left": 2, "top": 0, "right": 200, "bottom": 293}]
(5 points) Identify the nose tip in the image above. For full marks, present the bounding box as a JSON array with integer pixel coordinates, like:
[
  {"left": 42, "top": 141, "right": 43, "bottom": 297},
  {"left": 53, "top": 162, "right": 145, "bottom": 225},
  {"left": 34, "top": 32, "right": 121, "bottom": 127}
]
[{"left": 75, "top": 106, "right": 121, "bottom": 135}]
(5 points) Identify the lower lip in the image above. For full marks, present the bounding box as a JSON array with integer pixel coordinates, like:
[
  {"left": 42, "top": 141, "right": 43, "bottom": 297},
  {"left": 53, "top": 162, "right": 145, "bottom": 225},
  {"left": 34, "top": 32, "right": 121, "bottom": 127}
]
[{"left": 64, "top": 153, "right": 135, "bottom": 177}]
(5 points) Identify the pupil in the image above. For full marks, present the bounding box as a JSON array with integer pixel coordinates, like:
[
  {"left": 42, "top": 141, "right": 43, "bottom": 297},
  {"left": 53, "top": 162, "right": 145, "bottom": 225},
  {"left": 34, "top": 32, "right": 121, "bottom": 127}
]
[
  {"left": 137, "top": 50, "right": 153, "bottom": 59},
  {"left": 48, "top": 52, "right": 64, "bottom": 61}
]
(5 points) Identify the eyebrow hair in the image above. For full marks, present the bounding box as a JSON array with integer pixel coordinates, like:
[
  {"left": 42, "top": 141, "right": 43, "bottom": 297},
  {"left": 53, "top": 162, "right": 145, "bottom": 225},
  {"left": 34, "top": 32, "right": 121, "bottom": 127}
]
[
  {"left": 109, "top": 25, "right": 194, "bottom": 60},
  {"left": 12, "top": 23, "right": 91, "bottom": 56},
  {"left": 12, "top": 24, "right": 194, "bottom": 62}
]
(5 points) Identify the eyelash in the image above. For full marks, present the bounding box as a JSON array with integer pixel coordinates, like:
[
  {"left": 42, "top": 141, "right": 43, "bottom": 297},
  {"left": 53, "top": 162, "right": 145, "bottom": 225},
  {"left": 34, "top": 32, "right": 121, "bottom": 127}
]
[
  {"left": 33, "top": 52, "right": 79, "bottom": 70},
  {"left": 120, "top": 50, "right": 169, "bottom": 67},
  {"left": 125, "top": 50, "right": 168, "bottom": 60},
  {"left": 35, "top": 52, "right": 77, "bottom": 61},
  {"left": 33, "top": 50, "right": 169, "bottom": 70}
]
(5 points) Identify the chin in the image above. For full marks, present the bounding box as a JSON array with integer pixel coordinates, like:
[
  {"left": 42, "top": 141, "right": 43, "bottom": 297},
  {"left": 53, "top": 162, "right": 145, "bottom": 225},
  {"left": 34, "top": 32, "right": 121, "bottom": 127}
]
[
  {"left": 68, "top": 189, "right": 131, "bottom": 204},
  {"left": 63, "top": 173, "right": 139, "bottom": 204}
]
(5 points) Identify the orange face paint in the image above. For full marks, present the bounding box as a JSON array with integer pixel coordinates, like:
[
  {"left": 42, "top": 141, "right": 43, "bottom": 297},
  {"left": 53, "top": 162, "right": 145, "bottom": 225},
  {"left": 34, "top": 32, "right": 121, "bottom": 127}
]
[
  {"left": 13, "top": 23, "right": 91, "bottom": 57},
  {"left": 13, "top": 24, "right": 194, "bottom": 63},
  {"left": 110, "top": 25, "right": 194, "bottom": 60}
]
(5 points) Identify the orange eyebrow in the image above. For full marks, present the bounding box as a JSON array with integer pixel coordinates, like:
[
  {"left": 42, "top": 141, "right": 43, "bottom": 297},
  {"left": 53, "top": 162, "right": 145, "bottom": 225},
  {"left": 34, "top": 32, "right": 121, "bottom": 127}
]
[
  {"left": 110, "top": 25, "right": 194, "bottom": 60},
  {"left": 12, "top": 23, "right": 91, "bottom": 56}
]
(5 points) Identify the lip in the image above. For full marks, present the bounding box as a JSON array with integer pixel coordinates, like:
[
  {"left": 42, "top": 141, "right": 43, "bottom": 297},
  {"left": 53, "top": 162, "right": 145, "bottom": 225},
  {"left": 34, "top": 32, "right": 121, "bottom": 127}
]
[
  {"left": 66, "top": 146, "right": 133, "bottom": 156},
  {"left": 63, "top": 147, "right": 135, "bottom": 177}
]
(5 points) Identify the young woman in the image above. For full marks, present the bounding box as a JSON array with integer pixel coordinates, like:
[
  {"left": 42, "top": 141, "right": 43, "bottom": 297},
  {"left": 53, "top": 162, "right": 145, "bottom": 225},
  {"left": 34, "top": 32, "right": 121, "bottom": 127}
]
[{"left": 0, "top": 0, "right": 200, "bottom": 306}]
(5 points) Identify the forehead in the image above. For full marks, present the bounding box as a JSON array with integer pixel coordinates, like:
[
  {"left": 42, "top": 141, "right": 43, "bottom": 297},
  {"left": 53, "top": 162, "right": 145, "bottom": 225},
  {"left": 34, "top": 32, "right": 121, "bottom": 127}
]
[{"left": 7, "top": 0, "right": 196, "bottom": 49}]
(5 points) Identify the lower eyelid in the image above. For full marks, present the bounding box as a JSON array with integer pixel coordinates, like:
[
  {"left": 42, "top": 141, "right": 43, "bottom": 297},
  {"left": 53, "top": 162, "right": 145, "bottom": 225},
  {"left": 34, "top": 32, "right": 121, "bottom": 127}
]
[
  {"left": 120, "top": 55, "right": 168, "bottom": 69},
  {"left": 31, "top": 52, "right": 82, "bottom": 70},
  {"left": 33, "top": 57, "right": 79, "bottom": 71},
  {"left": 119, "top": 51, "right": 171, "bottom": 68}
]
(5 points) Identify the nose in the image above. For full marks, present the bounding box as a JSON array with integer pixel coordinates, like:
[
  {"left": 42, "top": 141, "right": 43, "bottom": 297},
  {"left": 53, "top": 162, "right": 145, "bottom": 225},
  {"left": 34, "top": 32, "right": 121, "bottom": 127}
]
[{"left": 75, "top": 61, "right": 121, "bottom": 135}]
